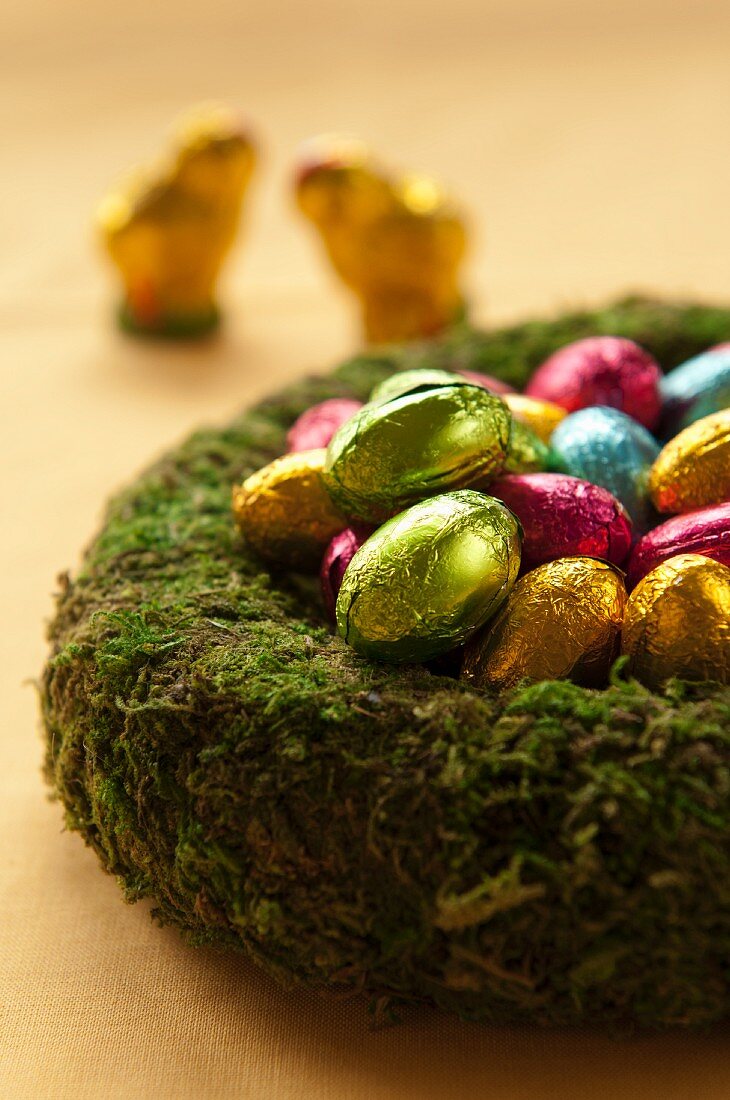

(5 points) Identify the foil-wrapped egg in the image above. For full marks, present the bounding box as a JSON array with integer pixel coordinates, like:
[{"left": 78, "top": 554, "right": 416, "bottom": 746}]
[
  {"left": 287, "top": 398, "right": 363, "bottom": 452},
  {"left": 503, "top": 393, "right": 567, "bottom": 443},
  {"left": 324, "top": 382, "right": 511, "bottom": 522},
  {"left": 526, "top": 336, "right": 663, "bottom": 430},
  {"left": 626, "top": 503, "right": 730, "bottom": 588},
  {"left": 461, "top": 557, "right": 628, "bottom": 691},
  {"left": 232, "top": 449, "right": 347, "bottom": 571},
  {"left": 659, "top": 345, "right": 730, "bottom": 437},
  {"left": 549, "top": 406, "right": 661, "bottom": 534},
  {"left": 489, "top": 473, "right": 633, "bottom": 571},
  {"left": 320, "top": 524, "right": 373, "bottom": 622},
  {"left": 649, "top": 409, "right": 730, "bottom": 514},
  {"left": 621, "top": 554, "right": 730, "bottom": 688},
  {"left": 336, "top": 490, "right": 521, "bottom": 662}
]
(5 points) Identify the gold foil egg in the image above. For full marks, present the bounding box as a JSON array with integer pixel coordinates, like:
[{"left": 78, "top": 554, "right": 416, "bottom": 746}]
[
  {"left": 649, "top": 409, "right": 730, "bottom": 513},
  {"left": 97, "top": 103, "right": 257, "bottom": 336},
  {"left": 503, "top": 393, "right": 567, "bottom": 443},
  {"left": 232, "top": 450, "right": 347, "bottom": 571},
  {"left": 621, "top": 553, "right": 730, "bottom": 688},
  {"left": 294, "top": 135, "right": 467, "bottom": 343},
  {"left": 461, "top": 557, "right": 628, "bottom": 692}
]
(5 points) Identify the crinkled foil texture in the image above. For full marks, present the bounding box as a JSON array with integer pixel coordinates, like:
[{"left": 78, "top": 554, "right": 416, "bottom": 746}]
[
  {"left": 550, "top": 406, "right": 660, "bottom": 534},
  {"left": 336, "top": 490, "right": 521, "bottom": 662},
  {"left": 232, "top": 449, "right": 346, "bottom": 571},
  {"left": 319, "top": 525, "right": 372, "bottom": 622},
  {"left": 286, "top": 397, "right": 363, "bottom": 452},
  {"left": 490, "top": 473, "right": 632, "bottom": 571},
  {"left": 660, "top": 345, "right": 730, "bottom": 436},
  {"left": 525, "top": 336, "right": 662, "bottom": 429},
  {"left": 462, "top": 557, "right": 627, "bottom": 691},
  {"left": 622, "top": 554, "right": 730, "bottom": 687},
  {"left": 324, "top": 384, "right": 511, "bottom": 522},
  {"left": 627, "top": 503, "right": 730, "bottom": 587},
  {"left": 650, "top": 409, "right": 730, "bottom": 513}
]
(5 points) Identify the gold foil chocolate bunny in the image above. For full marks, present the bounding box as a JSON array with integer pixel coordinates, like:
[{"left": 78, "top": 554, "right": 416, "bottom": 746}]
[
  {"left": 295, "top": 136, "right": 468, "bottom": 343},
  {"left": 97, "top": 105, "right": 257, "bottom": 336}
]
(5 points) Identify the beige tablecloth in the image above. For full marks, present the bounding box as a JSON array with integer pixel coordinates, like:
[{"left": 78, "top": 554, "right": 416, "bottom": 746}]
[{"left": 1, "top": 1, "right": 729, "bottom": 1096}]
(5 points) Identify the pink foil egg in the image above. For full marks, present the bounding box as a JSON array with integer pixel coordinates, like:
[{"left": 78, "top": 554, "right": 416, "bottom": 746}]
[
  {"left": 458, "top": 369, "right": 515, "bottom": 395},
  {"left": 525, "top": 336, "right": 662, "bottom": 430},
  {"left": 287, "top": 398, "right": 363, "bottom": 453},
  {"left": 489, "top": 472, "right": 633, "bottom": 573},
  {"left": 320, "top": 525, "right": 373, "bottom": 622},
  {"left": 626, "top": 502, "right": 730, "bottom": 589}
]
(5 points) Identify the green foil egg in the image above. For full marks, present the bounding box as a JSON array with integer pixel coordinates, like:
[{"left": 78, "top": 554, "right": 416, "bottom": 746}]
[
  {"left": 336, "top": 490, "right": 522, "bottom": 663},
  {"left": 324, "top": 382, "right": 512, "bottom": 522},
  {"left": 369, "top": 368, "right": 468, "bottom": 405}
]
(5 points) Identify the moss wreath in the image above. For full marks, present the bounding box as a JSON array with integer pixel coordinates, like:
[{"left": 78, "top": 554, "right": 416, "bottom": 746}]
[{"left": 42, "top": 297, "right": 730, "bottom": 1030}]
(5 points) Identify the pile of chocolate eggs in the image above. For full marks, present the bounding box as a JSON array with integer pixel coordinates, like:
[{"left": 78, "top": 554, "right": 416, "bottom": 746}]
[{"left": 233, "top": 338, "right": 730, "bottom": 691}]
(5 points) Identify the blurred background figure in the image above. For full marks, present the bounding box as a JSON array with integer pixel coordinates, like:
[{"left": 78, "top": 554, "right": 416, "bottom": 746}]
[
  {"left": 96, "top": 104, "right": 257, "bottom": 337},
  {"left": 295, "top": 135, "right": 467, "bottom": 343}
]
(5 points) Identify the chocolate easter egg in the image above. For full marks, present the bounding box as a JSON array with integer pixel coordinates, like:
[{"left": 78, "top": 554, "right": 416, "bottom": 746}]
[
  {"left": 503, "top": 393, "right": 567, "bottom": 443},
  {"left": 462, "top": 557, "right": 627, "bottom": 691},
  {"left": 232, "top": 449, "right": 347, "bottom": 571},
  {"left": 549, "top": 406, "right": 661, "bottom": 534},
  {"left": 323, "top": 383, "right": 511, "bottom": 522},
  {"left": 526, "top": 336, "right": 662, "bottom": 430},
  {"left": 287, "top": 398, "right": 363, "bottom": 452},
  {"left": 626, "top": 503, "right": 730, "bottom": 588},
  {"left": 489, "top": 473, "right": 633, "bottom": 571},
  {"left": 621, "top": 554, "right": 730, "bottom": 688},
  {"left": 660, "top": 344, "right": 730, "bottom": 437},
  {"left": 336, "top": 490, "right": 521, "bottom": 662},
  {"left": 649, "top": 409, "right": 730, "bottom": 513},
  {"left": 320, "top": 524, "right": 372, "bottom": 622}
]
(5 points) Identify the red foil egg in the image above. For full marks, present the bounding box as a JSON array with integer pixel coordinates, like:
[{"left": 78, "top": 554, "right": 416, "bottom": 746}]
[
  {"left": 525, "top": 336, "right": 662, "bottom": 430},
  {"left": 489, "top": 472, "right": 633, "bottom": 572},
  {"left": 320, "top": 525, "right": 373, "bottom": 622},
  {"left": 458, "top": 369, "right": 515, "bottom": 395},
  {"left": 627, "top": 503, "right": 730, "bottom": 588},
  {"left": 287, "top": 398, "right": 363, "bottom": 452}
]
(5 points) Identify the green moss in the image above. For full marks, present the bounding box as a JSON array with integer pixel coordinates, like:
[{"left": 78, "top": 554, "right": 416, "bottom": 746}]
[{"left": 41, "top": 297, "right": 730, "bottom": 1029}]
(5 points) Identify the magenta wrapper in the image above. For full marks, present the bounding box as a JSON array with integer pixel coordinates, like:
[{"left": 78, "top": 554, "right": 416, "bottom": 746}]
[
  {"left": 320, "top": 525, "right": 373, "bottom": 622},
  {"left": 458, "top": 369, "right": 515, "bottom": 395},
  {"left": 489, "top": 472, "right": 633, "bottom": 572},
  {"left": 525, "top": 336, "right": 662, "bottom": 430},
  {"left": 287, "top": 398, "right": 363, "bottom": 452},
  {"left": 627, "top": 503, "right": 730, "bottom": 588}
]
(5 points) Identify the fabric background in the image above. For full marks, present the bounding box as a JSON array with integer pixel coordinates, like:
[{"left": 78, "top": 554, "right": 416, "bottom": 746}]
[{"left": 1, "top": 1, "right": 729, "bottom": 1096}]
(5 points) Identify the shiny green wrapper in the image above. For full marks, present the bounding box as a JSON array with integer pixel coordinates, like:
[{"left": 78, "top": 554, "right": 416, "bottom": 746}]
[
  {"left": 369, "top": 368, "right": 468, "bottom": 405},
  {"left": 324, "top": 383, "right": 511, "bottom": 522},
  {"left": 336, "top": 490, "right": 522, "bottom": 662}
]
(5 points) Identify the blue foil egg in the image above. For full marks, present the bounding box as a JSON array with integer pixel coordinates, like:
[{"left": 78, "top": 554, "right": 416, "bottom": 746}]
[
  {"left": 660, "top": 345, "right": 730, "bottom": 438},
  {"left": 549, "top": 407, "right": 660, "bottom": 534}
]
